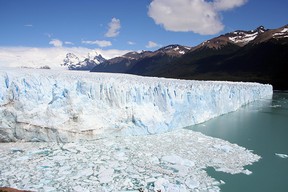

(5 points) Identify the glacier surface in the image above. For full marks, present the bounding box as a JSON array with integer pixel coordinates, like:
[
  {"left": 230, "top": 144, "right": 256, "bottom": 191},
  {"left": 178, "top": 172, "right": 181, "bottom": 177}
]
[{"left": 0, "top": 68, "right": 272, "bottom": 142}]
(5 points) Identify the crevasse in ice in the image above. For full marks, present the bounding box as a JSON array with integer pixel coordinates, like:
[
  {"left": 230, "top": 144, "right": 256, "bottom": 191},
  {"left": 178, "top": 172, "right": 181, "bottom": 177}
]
[{"left": 0, "top": 68, "right": 273, "bottom": 142}]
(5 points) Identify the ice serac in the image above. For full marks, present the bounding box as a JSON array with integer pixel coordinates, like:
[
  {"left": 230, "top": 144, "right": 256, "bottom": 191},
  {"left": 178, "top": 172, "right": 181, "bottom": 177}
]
[{"left": 0, "top": 68, "right": 273, "bottom": 142}]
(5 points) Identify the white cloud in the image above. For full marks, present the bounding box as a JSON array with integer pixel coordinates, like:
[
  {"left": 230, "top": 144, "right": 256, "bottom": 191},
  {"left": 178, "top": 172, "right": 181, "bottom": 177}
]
[
  {"left": 45, "top": 33, "right": 53, "bottom": 38},
  {"left": 97, "top": 49, "right": 132, "bottom": 59},
  {"left": 213, "top": 0, "right": 248, "bottom": 11},
  {"left": 127, "top": 41, "right": 135, "bottom": 45},
  {"left": 105, "top": 17, "right": 121, "bottom": 37},
  {"left": 49, "top": 39, "right": 63, "bottom": 47},
  {"left": 148, "top": 0, "right": 247, "bottom": 35},
  {"left": 24, "top": 24, "right": 33, "bottom": 27},
  {"left": 64, "top": 41, "right": 74, "bottom": 45},
  {"left": 146, "top": 41, "right": 161, "bottom": 48},
  {"left": 82, "top": 40, "right": 112, "bottom": 47},
  {"left": 0, "top": 47, "right": 131, "bottom": 69}
]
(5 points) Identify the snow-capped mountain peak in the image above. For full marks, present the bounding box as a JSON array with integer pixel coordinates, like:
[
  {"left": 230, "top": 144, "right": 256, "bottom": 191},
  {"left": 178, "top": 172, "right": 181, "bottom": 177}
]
[
  {"left": 89, "top": 53, "right": 106, "bottom": 64},
  {"left": 197, "top": 25, "right": 287, "bottom": 49},
  {"left": 62, "top": 53, "right": 80, "bottom": 67},
  {"left": 157, "top": 44, "right": 191, "bottom": 56},
  {"left": 256, "top": 25, "right": 266, "bottom": 33},
  {"left": 61, "top": 51, "right": 106, "bottom": 70},
  {"left": 87, "top": 51, "right": 106, "bottom": 64},
  {"left": 87, "top": 51, "right": 99, "bottom": 60}
]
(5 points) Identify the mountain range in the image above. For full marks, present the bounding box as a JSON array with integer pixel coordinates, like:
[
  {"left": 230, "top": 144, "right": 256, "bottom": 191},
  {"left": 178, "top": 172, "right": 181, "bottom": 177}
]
[{"left": 90, "top": 24, "right": 288, "bottom": 90}]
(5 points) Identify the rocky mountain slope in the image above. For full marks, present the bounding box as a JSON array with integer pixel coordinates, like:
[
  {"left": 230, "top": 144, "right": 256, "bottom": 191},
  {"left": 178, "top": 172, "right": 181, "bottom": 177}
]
[
  {"left": 91, "top": 45, "right": 191, "bottom": 73},
  {"left": 91, "top": 24, "right": 288, "bottom": 90}
]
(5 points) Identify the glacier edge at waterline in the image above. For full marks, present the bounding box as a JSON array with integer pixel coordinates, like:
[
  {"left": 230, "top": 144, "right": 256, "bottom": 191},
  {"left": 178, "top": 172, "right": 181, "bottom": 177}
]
[{"left": 0, "top": 68, "right": 273, "bottom": 142}]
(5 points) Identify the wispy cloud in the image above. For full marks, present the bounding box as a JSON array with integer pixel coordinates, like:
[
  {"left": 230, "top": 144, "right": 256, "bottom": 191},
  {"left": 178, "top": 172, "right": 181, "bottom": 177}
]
[
  {"left": 146, "top": 41, "right": 161, "bottom": 48},
  {"left": 127, "top": 41, "right": 135, "bottom": 45},
  {"left": 213, "top": 0, "right": 248, "bottom": 11},
  {"left": 64, "top": 41, "right": 74, "bottom": 45},
  {"left": 82, "top": 40, "right": 112, "bottom": 47},
  {"left": 45, "top": 33, "right": 53, "bottom": 38},
  {"left": 105, "top": 17, "right": 121, "bottom": 37},
  {"left": 148, "top": 0, "right": 247, "bottom": 35},
  {"left": 24, "top": 24, "right": 33, "bottom": 27},
  {"left": 49, "top": 39, "right": 63, "bottom": 47}
]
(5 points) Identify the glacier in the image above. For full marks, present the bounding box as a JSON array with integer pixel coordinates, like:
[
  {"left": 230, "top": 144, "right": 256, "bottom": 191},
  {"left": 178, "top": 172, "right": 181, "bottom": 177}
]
[{"left": 0, "top": 68, "right": 273, "bottom": 142}]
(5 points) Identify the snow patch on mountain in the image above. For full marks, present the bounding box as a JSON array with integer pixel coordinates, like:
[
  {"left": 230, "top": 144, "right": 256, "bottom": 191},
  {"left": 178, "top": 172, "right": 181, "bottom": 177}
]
[
  {"left": 173, "top": 46, "right": 186, "bottom": 54},
  {"left": 229, "top": 31, "right": 258, "bottom": 44},
  {"left": 273, "top": 26, "right": 288, "bottom": 38},
  {"left": 280, "top": 27, "right": 288, "bottom": 33},
  {"left": 159, "top": 45, "right": 190, "bottom": 56},
  {"left": 179, "top": 50, "right": 185, "bottom": 54}
]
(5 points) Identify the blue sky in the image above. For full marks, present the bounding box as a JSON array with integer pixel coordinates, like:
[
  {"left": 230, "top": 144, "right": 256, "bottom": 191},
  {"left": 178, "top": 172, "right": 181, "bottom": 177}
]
[{"left": 0, "top": 0, "right": 287, "bottom": 67}]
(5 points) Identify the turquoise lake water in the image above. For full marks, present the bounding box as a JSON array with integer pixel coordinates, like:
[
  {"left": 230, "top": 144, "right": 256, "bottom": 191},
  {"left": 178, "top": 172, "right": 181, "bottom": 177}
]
[{"left": 187, "top": 91, "right": 288, "bottom": 192}]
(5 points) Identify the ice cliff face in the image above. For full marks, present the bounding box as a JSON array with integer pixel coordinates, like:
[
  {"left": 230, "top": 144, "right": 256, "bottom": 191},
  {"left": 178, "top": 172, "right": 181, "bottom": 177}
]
[{"left": 0, "top": 68, "right": 273, "bottom": 142}]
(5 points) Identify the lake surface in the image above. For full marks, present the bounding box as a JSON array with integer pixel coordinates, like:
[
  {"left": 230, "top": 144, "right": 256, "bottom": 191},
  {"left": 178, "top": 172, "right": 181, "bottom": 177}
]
[{"left": 187, "top": 91, "right": 288, "bottom": 192}]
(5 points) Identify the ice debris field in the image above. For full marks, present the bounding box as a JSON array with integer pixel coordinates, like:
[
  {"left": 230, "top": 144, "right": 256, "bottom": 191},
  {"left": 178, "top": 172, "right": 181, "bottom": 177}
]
[
  {"left": 1, "top": 129, "right": 261, "bottom": 192},
  {"left": 0, "top": 68, "right": 273, "bottom": 191}
]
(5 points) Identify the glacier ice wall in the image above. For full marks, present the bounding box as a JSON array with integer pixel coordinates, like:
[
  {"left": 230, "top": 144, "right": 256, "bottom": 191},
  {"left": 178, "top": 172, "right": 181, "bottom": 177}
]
[{"left": 0, "top": 68, "right": 273, "bottom": 142}]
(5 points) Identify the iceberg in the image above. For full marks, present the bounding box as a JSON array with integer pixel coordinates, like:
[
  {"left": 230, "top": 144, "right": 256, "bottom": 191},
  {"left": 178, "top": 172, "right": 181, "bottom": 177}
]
[
  {"left": 0, "top": 68, "right": 273, "bottom": 142},
  {"left": 275, "top": 153, "right": 288, "bottom": 159}
]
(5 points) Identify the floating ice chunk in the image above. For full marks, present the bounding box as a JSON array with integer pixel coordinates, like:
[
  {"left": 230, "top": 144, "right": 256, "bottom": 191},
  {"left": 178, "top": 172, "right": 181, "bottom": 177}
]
[
  {"left": 120, "top": 190, "right": 142, "bottom": 192},
  {"left": 242, "top": 169, "right": 252, "bottom": 175},
  {"left": 10, "top": 148, "right": 24, "bottom": 153},
  {"left": 77, "top": 167, "right": 94, "bottom": 177},
  {"left": 74, "top": 145, "right": 91, "bottom": 153},
  {"left": 154, "top": 178, "right": 169, "bottom": 192},
  {"left": 183, "top": 159, "right": 195, "bottom": 167},
  {"left": 154, "top": 177, "right": 187, "bottom": 192},
  {"left": 58, "top": 165, "right": 72, "bottom": 175},
  {"left": 197, "top": 137, "right": 208, "bottom": 142},
  {"left": 29, "top": 149, "right": 51, "bottom": 156},
  {"left": 98, "top": 167, "right": 114, "bottom": 184},
  {"left": 275, "top": 153, "right": 288, "bottom": 158},
  {"left": 162, "top": 155, "right": 181, "bottom": 164},
  {"left": 185, "top": 177, "right": 200, "bottom": 189},
  {"left": 51, "top": 155, "right": 68, "bottom": 161},
  {"left": 213, "top": 144, "right": 234, "bottom": 153},
  {"left": 43, "top": 186, "right": 56, "bottom": 192},
  {"left": 149, "top": 156, "right": 160, "bottom": 164},
  {"left": 61, "top": 143, "right": 79, "bottom": 153},
  {"left": 114, "top": 151, "right": 128, "bottom": 161},
  {"left": 271, "top": 105, "right": 281, "bottom": 108},
  {"left": 161, "top": 155, "right": 195, "bottom": 167},
  {"left": 146, "top": 177, "right": 157, "bottom": 183},
  {"left": 169, "top": 164, "right": 189, "bottom": 176},
  {"left": 73, "top": 186, "right": 88, "bottom": 192},
  {"left": 122, "top": 178, "right": 133, "bottom": 189}
]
